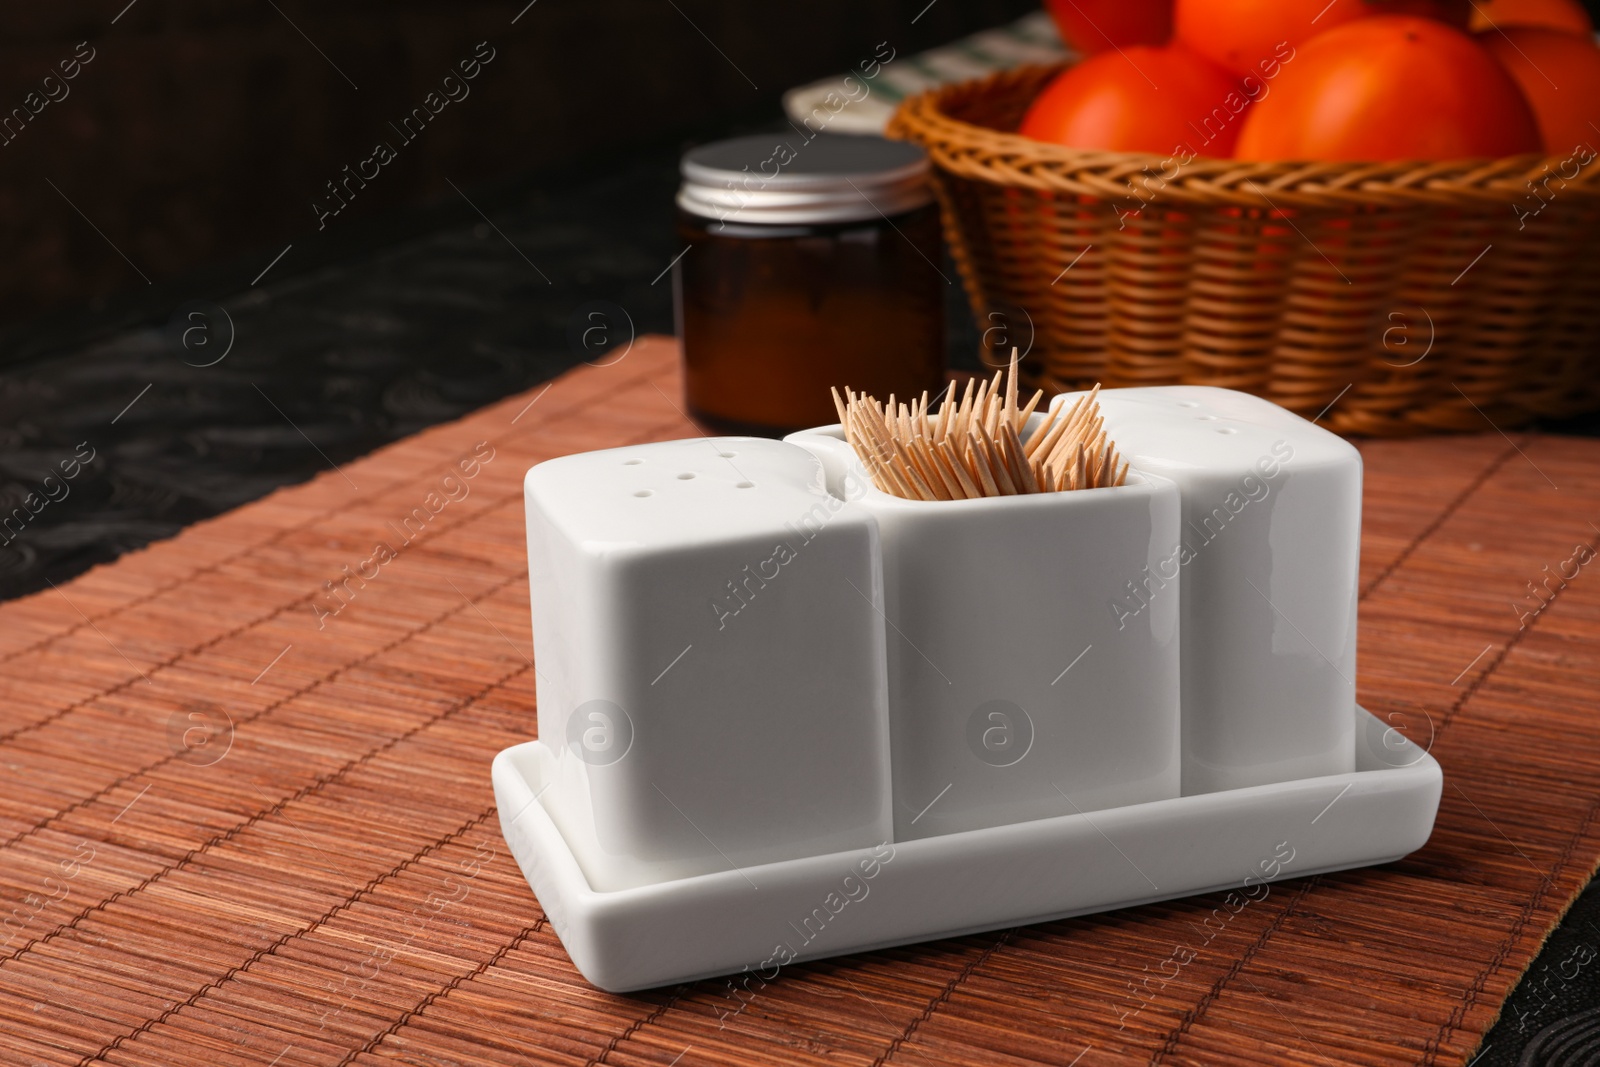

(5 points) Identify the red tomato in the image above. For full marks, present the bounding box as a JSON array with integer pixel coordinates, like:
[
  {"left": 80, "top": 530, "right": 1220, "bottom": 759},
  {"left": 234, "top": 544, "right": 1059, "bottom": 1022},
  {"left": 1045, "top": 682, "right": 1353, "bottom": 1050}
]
[
  {"left": 1044, "top": 0, "right": 1174, "bottom": 55},
  {"left": 1469, "top": 0, "right": 1593, "bottom": 33},
  {"left": 1234, "top": 16, "right": 1542, "bottom": 160},
  {"left": 1176, "top": 0, "right": 1470, "bottom": 80},
  {"left": 1019, "top": 44, "right": 1247, "bottom": 156},
  {"left": 1480, "top": 27, "right": 1600, "bottom": 152}
]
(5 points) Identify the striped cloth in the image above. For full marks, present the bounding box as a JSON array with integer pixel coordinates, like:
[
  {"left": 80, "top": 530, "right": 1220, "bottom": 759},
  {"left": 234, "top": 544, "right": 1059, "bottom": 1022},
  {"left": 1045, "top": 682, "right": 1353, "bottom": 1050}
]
[{"left": 781, "top": 11, "right": 1070, "bottom": 135}]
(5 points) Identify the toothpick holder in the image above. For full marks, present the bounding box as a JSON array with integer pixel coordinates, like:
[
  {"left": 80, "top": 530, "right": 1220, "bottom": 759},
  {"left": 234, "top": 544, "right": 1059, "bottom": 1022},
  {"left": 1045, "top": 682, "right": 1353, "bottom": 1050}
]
[
  {"left": 495, "top": 387, "right": 1440, "bottom": 993},
  {"left": 785, "top": 422, "right": 1182, "bottom": 840}
]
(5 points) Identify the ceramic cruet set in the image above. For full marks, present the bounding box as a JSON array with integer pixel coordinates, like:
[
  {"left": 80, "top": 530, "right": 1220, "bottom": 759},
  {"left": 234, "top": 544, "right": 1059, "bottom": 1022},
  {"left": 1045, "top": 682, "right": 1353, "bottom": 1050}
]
[{"left": 492, "top": 384, "right": 1442, "bottom": 992}]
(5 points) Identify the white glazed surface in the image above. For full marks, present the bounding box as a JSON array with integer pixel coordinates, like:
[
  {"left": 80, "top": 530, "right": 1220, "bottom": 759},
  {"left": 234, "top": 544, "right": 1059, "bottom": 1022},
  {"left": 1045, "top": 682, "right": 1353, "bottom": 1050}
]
[
  {"left": 524, "top": 437, "right": 893, "bottom": 891},
  {"left": 786, "top": 424, "right": 1182, "bottom": 840},
  {"left": 1059, "top": 386, "right": 1362, "bottom": 794},
  {"left": 493, "top": 706, "right": 1442, "bottom": 992}
]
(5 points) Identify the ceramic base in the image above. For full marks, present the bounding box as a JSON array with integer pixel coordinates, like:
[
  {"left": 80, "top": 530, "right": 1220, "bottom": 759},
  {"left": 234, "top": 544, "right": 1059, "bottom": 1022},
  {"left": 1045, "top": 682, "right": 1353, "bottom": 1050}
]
[{"left": 493, "top": 706, "right": 1441, "bottom": 993}]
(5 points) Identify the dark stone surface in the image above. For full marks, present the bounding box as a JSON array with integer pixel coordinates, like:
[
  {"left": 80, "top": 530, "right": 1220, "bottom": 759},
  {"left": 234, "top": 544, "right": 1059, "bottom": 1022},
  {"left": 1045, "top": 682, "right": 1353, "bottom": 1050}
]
[
  {"left": 0, "top": 144, "right": 684, "bottom": 599},
  {"left": 0, "top": 112, "right": 998, "bottom": 603},
  {"left": 1484, "top": 880, "right": 1600, "bottom": 1067}
]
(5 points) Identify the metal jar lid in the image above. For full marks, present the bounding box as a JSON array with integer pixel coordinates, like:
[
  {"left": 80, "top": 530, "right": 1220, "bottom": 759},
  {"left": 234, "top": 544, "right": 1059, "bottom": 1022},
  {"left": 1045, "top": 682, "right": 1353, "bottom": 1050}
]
[{"left": 678, "top": 133, "right": 933, "bottom": 226}]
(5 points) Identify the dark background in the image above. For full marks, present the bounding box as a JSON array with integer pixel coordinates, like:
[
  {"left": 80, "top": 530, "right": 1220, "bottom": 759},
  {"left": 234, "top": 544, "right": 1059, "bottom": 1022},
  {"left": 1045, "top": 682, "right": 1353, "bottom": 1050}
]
[{"left": 0, "top": 0, "right": 1033, "bottom": 344}]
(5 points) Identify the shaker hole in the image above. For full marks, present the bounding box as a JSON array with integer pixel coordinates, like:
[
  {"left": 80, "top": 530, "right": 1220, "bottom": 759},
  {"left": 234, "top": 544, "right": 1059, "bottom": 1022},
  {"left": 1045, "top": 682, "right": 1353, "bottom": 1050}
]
[
  {"left": 1176, "top": 401, "right": 1200, "bottom": 408},
  {"left": 1217, "top": 427, "right": 1238, "bottom": 435},
  {"left": 736, "top": 481, "right": 754, "bottom": 489},
  {"left": 634, "top": 490, "right": 653, "bottom": 498},
  {"left": 677, "top": 472, "right": 696, "bottom": 480},
  {"left": 718, "top": 451, "right": 738, "bottom": 458},
  {"left": 623, "top": 459, "right": 643, "bottom": 466}
]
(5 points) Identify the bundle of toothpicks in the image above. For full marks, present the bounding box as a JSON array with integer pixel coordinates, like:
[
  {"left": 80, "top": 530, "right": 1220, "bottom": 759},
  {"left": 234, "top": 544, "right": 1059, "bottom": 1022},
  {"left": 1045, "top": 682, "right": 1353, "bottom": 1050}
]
[{"left": 832, "top": 351, "right": 1128, "bottom": 501}]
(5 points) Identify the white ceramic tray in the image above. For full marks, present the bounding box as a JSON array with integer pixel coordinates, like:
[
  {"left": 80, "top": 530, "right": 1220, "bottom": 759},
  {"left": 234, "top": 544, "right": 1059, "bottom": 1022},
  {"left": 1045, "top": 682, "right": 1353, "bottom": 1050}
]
[{"left": 493, "top": 705, "right": 1441, "bottom": 992}]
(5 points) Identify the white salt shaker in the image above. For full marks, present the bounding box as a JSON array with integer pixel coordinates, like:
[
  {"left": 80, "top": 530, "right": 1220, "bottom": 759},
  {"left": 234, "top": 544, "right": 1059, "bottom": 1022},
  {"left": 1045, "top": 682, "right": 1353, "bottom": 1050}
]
[
  {"left": 1087, "top": 386, "right": 1361, "bottom": 794},
  {"left": 524, "top": 437, "right": 893, "bottom": 890},
  {"left": 787, "top": 422, "right": 1182, "bottom": 841}
]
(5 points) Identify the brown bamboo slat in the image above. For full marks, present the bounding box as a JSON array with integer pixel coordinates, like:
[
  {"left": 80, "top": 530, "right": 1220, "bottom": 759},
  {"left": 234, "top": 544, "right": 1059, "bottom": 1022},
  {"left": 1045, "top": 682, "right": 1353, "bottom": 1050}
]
[{"left": 0, "top": 336, "right": 1596, "bottom": 1066}]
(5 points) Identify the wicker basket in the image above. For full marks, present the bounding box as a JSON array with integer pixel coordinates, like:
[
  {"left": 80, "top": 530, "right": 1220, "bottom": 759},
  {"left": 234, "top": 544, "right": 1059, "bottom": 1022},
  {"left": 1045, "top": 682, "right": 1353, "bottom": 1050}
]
[{"left": 888, "top": 64, "right": 1600, "bottom": 435}]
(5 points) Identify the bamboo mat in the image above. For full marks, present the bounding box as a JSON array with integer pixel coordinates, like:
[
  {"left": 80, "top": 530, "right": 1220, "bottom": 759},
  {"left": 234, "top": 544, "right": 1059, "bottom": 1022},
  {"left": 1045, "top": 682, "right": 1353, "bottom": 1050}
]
[{"left": 2, "top": 335, "right": 1598, "bottom": 1067}]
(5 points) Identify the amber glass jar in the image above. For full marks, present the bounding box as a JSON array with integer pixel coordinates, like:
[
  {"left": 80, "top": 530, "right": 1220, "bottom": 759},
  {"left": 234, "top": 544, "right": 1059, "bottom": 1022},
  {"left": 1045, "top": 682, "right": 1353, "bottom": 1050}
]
[{"left": 675, "top": 134, "right": 946, "bottom": 436}]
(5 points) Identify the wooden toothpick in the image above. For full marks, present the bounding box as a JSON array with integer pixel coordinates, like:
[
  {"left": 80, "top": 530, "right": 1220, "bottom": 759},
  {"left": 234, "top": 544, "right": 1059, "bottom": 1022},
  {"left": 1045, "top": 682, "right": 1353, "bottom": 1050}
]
[{"left": 834, "top": 361, "right": 1128, "bottom": 501}]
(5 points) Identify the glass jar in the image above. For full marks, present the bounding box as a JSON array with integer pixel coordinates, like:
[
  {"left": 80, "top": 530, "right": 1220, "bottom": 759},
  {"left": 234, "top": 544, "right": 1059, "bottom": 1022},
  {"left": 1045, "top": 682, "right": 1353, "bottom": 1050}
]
[{"left": 674, "top": 133, "right": 946, "bottom": 436}]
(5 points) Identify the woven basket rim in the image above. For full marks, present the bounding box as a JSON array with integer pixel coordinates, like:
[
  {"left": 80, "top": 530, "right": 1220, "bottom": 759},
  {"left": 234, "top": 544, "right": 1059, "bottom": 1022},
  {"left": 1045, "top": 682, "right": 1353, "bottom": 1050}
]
[{"left": 890, "top": 63, "right": 1600, "bottom": 209}]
